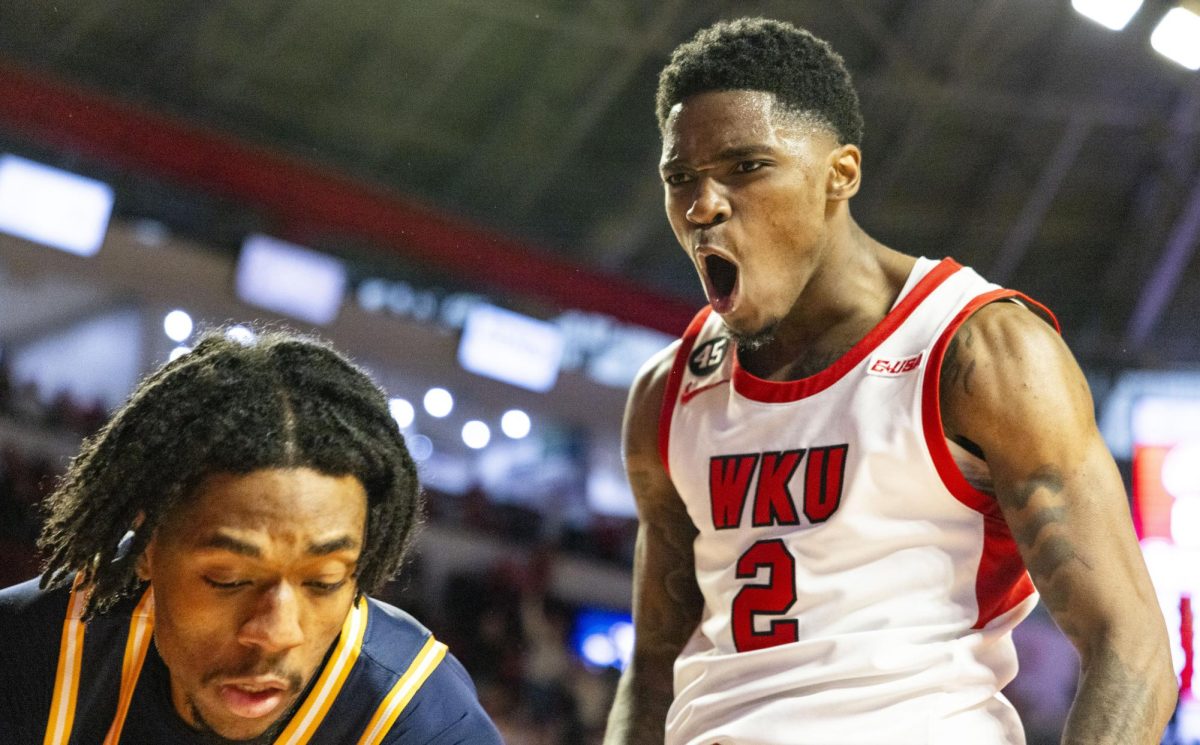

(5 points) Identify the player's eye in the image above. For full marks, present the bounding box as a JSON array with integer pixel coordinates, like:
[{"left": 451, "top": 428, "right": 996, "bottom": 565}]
[
  {"left": 305, "top": 579, "right": 348, "bottom": 595},
  {"left": 734, "top": 160, "right": 764, "bottom": 173},
  {"left": 663, "top": 171, "right": 693, "bottom": 186},
  {"left": 203, "top": 576, "right": 250, "bottom": 590}
]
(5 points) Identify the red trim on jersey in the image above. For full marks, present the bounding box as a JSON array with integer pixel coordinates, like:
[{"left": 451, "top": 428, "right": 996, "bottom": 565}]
[
  {"left": 731, "top": 258, "right": 962, "bottom": 403},
  {"left": 659, "top": 306, "right": 714, "bottom": 478},
  {"left": 922, "top": 288, "right": 1060, "bottom": 629}
]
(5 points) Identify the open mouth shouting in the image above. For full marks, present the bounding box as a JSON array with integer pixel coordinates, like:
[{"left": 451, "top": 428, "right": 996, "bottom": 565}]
[{"left": 699, "top": 249, "right": 740, "bottom": 314}]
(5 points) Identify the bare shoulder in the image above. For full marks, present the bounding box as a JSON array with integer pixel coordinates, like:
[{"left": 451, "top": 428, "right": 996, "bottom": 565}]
[
  {"left": 622, "top": 341, "right": 680, "bottom": 503},
  {"left": 626, "top": 341, "right": 679, "bottom": 424},
  {"left": 939, "top": 299, "right": 1090, "bottom": 458}
]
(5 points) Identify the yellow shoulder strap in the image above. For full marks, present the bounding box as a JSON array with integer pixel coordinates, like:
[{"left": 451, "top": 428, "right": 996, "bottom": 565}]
[
  {"left": 354, "top": 635, "right": 448, "bottom": 745},
  {"left": 273, "top": 595, "right": 370, "bottom": 745},
  {"left": 101, "top": 588, "right": 155, "bottom": 744},
  {"left": 43, "top": 577, "right": 88, "bottom": 745}
]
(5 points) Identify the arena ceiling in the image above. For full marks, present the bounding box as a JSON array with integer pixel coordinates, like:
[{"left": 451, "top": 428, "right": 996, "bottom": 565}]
[{"left": 1, "top": 0, "right": 1199, "bottom": 369}]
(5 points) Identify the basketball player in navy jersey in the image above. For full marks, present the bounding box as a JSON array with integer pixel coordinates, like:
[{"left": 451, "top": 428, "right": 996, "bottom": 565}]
[
  {"left": 0, "top": 329, "right": 501, "bottom": 744},
  {"left": 605, "top": 18, "right": 1175, "bottom": 745}
]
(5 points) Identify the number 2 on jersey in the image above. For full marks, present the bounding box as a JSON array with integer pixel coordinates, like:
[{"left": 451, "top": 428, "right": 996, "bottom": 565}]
[{"left": 731, "top": 539, "right": 798, "bottom": 652}]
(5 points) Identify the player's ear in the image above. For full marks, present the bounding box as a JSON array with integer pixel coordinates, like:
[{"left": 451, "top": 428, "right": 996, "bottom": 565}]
[
  {"left": 827, "top": 143, "right": 861, "bottom": 201},
  {"left": 135, "top": 540, "right": 153, "bottom": 581},
  {"left": 132, "top": 512, "right": 152, "bottom": 581}
]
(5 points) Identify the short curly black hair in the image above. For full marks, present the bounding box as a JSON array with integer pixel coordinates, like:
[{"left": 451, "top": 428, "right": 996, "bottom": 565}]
[
  {"left": 656, "top": 17, "right": 864, "bottom": 146},
  {"left": 37, "top": 327, "right": 422, "bottom": 617}
]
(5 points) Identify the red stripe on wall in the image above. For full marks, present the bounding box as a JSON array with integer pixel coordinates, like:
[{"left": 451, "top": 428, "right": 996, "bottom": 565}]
[{"left": 0, "top": 60, "right": 694, "bottom": 335}]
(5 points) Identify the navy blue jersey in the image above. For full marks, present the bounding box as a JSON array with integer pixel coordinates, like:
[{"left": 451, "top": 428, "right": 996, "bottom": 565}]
[{"left": 0, "top": 577, "right": 501, "bottom": 744}]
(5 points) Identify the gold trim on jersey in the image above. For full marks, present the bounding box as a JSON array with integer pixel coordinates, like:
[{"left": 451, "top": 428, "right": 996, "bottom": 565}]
[
  {"left": 354, "top": 635, "right": 448, "bottom": 745},
  {"left": 102, "top": 588, "right": 155, "bottom": 745},
  {"left": 42, "top": 588, "right": 440, "bottom": 744},
  {"left": 272, "top": 594, "right": 369, "bottom": 745},
  {"left": 43, "top": 576, "right": 88, "bottom": 745}
]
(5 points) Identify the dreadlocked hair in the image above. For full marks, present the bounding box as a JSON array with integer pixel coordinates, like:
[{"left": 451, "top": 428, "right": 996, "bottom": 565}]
[
  {"left": 37, "top": 327, "right": 421, "bottom": 618},
  {"left": 656, "top": 17, "right": 864, "bottom": 146}
]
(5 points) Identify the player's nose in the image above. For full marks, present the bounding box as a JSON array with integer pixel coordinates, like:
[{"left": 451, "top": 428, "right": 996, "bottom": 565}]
[
  {"left": 237, "top": 581, "right": 305, "bottom": 654},
  {"left": 686, "top": 177, "right": 730, "bottom": 227}
]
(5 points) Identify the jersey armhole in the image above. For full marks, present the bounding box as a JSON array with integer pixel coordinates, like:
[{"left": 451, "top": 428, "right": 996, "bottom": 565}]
[
  {"left": 658, "top": 307, "right": 712, "bottom": 479},
  {"left": 920, "top": 289, "right": 1058, "bottom": 628},
  {"left": 921, "top": 290, "right": 1059, "bottom": 511}
]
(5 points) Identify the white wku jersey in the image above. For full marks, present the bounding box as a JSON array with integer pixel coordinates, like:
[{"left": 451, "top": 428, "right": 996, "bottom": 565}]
[{"left": 659, "top": 257, "right": 1057, "bottom": 745}]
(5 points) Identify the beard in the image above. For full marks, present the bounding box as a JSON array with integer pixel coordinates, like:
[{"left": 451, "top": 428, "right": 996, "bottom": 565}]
[
  {"left": 187, "top": 696, "right": 293, "bottom": 744},
  {"left": 726, "top": 320, "right": 778, "bottom": 356}
]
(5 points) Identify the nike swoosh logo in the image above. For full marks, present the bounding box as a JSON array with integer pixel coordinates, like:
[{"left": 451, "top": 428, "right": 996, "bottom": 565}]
[{"left": 681, "top": 378, "right": 730, "bottom": 404}]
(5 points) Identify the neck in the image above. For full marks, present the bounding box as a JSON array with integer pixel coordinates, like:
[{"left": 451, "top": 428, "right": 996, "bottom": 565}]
[{"left": 737, "top": 220, "right": 914, "bottom": 381}]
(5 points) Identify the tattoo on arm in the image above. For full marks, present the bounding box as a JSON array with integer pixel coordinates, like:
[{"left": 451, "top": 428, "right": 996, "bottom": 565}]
[
  {"left": 1001, "top": 464, "right": 1172, "bottom": 742},
  {"left": 606, "top": 458, "right": 701, "bottom": 745},
  {"left": 1064, "top": 646, "right": 1166, "bottom": 745},
  {"left": 940, "top": 326, "right": 976, "bottom": 397},
  {"left": 1000, "top": 466, "right": 1093, "bottom": 627}
]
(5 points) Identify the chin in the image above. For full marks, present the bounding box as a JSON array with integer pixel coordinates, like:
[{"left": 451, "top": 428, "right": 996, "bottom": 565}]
[
  {"left": 191, "top": 701, "right": 283, "bottom": 743},
  {"left": 722, "top": 318, "right": 778, "bottom": 355}
]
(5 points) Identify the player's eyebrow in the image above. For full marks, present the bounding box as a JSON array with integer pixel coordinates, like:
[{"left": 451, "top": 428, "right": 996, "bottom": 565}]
[
  {"left": 197, "top": 533, "right": 359, "bottom": 557},
  {"left": 715, "top": 144, "right": 773, "bottom": 161},
  {"left": 200, "top": 532, "right": 262, "bottom": 557},
  {"left": 660, "top": 143, "right": 774, "bottom": 172},
  {"left": 306, "top": 536, "right": 360, "bottom": 556}
]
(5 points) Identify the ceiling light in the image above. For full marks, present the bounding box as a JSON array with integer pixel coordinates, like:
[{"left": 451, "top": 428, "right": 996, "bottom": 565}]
[
  {"left": 462, "top": 420, "right": 491, "bottom": 449},
  {"left": 1071, "top": 0, "right": 1144, "bottom": 30},
  {"left": 163, "top": 309, "right": 193, "bottom": 342},
  {"left": 0, "top": 154, "right": 114, "bottom": 257},
  {"left": 501, "top": 409, "right": 531, "bottom": 439},
  {"left": 423, "top": 388, "right": 453, "bottom": 418},
  {"left": 226, "top": 325, "right": 256, "bottom": 345},
  {"left": 169, "top": 345, "right": 191, "bottom": 362},
  {"left": 388, "top": 398, "right": 415, "bottom": 429},
  {"left": 1151, "top": 6, "right": 1200, "bottom": 69},
  {"left": 408, "top": 434, "right": 433, "bottom": 462}
]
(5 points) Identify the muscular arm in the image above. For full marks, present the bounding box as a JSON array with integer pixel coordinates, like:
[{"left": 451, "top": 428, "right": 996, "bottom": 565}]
[
  {"left": 940, "top": 302, "right": 1177, "bottom": 744},
  {"left": 604, "top": 344, "right": 704, "bottom": 745}
]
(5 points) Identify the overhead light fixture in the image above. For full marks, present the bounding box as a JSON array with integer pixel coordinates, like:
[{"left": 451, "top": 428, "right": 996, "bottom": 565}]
[
  {"left": 388, "top": 398, "right": 415, "bottom": 429},
  {"left": 1071, "top": 0, "right": 1144, "bottom": 30},
  {"left": 235, "top": 233, "right": 347, "bottom": 326},
  {"left": 1151, "top": 5, "right": 1200, "bottom": 69},
  {"left": 457, "top": 304, "right": 564, "bottom": 392},
  {"left": 424, "top": 387, "right": 454, "bottom": 418},
  {"left": 462, "top": 420, "right": 491, "bottom": 449},
  {"left": 501, "top": 409, "right": 531, "bottom": 439},
  {"left": 163, "top": 310, "right": 193, "bottom": 342},
  {"left": 0, "top": 154, "right": 114, "bottom": 256},
  {"left": 225, "top": 325, "right": 256, "bottom": 346}
]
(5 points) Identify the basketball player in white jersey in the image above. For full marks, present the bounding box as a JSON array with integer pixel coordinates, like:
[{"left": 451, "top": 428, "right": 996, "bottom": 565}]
[{"left": 604, "top": 18, "right": 1176, "bottom": 745}]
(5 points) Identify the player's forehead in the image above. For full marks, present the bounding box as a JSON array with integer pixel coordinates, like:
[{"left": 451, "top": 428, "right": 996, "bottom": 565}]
[
  {"left": 160, "top": 467, "right": 368, "bottom": 552},
  {"left": 659, "top": 89, "right": 828, "bottom": 166}
]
